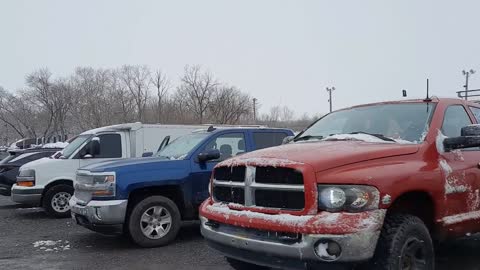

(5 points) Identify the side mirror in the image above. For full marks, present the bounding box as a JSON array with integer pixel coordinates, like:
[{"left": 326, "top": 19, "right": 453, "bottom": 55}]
[
  {"left": 443, "top": 125, "right": 480, "bottom": 152},
  {"left": 197, "top": 149, "right": 221, "bottom": 163},
  {"left": 282, "top": 136, "right": 295, "bottom": 144},
  {"left": 142, "top": 152, "right": 153, "bottom": 157}
]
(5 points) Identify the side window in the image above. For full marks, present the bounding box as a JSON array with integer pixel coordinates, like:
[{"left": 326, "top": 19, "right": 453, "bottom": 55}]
[
  {"left": 469, "top": 107, "right": 480, "bottom": 123},
  {"left": 442, "top": 106, "right": 473, "bottom": 137},
  {"left": 202, "top": 133, "right": 245, "bottom": 161},
  {"left": 96, "top": 134, "right": 122, "bottom": 158},
  {"left": 253, "top": 132, "right": 288, "bottom": 150}
]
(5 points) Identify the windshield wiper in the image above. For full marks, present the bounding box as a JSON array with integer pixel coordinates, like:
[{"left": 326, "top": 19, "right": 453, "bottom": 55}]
[
  {"left": 293, "top": 135, "right": 324, "bottom": 142},
  {"left": 348, "top": 131, "right": 396, "bottom": 142}
]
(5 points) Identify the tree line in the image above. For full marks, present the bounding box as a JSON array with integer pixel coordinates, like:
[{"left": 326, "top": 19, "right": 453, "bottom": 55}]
[{"left": 0, "top": 65, "right": 319, "bottom": 144}]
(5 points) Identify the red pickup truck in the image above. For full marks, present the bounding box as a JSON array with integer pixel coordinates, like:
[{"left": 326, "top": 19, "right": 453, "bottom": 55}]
[{"left": 199, "top": 98, "right": 480, "bottom": 270}]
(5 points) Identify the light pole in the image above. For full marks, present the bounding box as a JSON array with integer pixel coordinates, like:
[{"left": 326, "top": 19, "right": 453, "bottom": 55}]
[
  {"left": 326, "top": 87, "right": 336, "bottom": 113},
  {"left": 462, "top": 69, "right": 476, "bottom": 100}
]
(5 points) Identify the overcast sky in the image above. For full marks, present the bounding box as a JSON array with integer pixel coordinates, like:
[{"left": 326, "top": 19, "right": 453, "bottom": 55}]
[{"left": 1, "top": 0, "right": 479, "bottom": 116}]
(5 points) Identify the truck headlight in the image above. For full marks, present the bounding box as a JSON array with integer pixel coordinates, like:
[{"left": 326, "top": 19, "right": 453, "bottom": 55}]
[
  {"left": 17, "top": 169, "right": 36, "bottom": 187},
  {"left": 91, "top": 174, "right": 116, "bottom": 197},
  {"left": 318, "top": 185, "right": 379, "bottom": 212},
  {"left": 76, "top": 172, "right": 116, "bottom": 198}
]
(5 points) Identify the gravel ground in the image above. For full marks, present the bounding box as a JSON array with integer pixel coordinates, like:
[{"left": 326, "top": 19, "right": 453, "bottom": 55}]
[{"left": 0, "top": 195, "right": 479, "bottom": 270}]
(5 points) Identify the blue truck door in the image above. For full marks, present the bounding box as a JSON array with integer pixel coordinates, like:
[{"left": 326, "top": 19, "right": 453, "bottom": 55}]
[{"left": 189, "top": 131, "right": 248, "bottom": 205}]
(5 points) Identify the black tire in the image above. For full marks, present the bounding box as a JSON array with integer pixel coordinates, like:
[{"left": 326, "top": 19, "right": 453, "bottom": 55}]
[
  {"left": 127, "top": 195, "right": 181, "bottom": 248},
  {"left": 226, "top": 257, "right": 270, "bottom": 270},
  {"left": 42, "top": 184, "right": 74, "bottom": 218},
  {"left": 369, "top": 214, "right": 434, "bottom": 270}
]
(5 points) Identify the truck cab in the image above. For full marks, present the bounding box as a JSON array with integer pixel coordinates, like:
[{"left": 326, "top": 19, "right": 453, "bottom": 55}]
[
  {"left": 70, "top": 126, "right": 294, "bottom": 247},
  {"left": 200, "top": 98, "right": 480, "bottom": 270},
  {"left": 12, "top": 123, "right": 203, "bottom": 218}
]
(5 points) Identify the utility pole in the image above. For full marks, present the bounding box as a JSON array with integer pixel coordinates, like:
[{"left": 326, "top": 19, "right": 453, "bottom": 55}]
[
  {"left": 326, "top": 87, "right": 336, "bottom": 113},
  {"left": 252, "top": 98, "right": 257, "bottom": 123},
  {"left": 462, "top": 69, "right": 476, "bottom": 100}
]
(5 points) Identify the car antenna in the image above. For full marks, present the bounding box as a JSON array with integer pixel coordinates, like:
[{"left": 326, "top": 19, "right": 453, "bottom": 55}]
[{"left": 424, "top": 78, "right": 432, "bottom": 102}]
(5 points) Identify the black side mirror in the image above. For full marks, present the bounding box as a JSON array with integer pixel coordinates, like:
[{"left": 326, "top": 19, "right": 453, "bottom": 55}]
[
  {"left": 282, "top": 136, "right": 295, "bottom": 144},
  {"left": 443, "top": 125, "right": 480, "bottom": 152},
  {"left": 197, "top": 149, "right": 221, "bottom": 163},
  {"left": 142, "top": 152, "right": 153, "bottom": 157}
]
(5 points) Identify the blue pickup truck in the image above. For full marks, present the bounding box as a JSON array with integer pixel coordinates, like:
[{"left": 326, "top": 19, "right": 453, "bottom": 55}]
[{"left": 70, "top": 126, "right": 294, "bottom": 247}]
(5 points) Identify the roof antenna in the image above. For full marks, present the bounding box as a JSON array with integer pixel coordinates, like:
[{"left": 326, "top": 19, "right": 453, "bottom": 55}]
[{"left": 424, "top": 78, "right": 432, "bottom": 102}]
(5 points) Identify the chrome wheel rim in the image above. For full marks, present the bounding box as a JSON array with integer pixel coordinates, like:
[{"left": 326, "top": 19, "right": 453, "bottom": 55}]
[
  {"left": 51, "top": 192, "right": 71, "bottom": 213},
  {"left": 140, "top": 206, "right": 172, "bottom": 239}
]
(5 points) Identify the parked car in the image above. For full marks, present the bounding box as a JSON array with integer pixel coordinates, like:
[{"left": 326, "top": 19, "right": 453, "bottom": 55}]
[
  {"left": 0, "top": 148, "right": 62, "bottom": 196},
  {"left": 70, "top": 126, "right": 294, "bottom": 247},
  {"left": 199, "top": 98, "right": 480, "bottom": 270},
  {"left": 0, "top": 148, "right": 9, "bottom": 161},
  {"left": 12, "top": 122, "right": 204, "bottom": 218}
]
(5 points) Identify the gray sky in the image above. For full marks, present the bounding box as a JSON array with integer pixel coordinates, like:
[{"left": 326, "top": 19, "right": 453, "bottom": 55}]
[{"left": 1, "top": 0, "right": 479, "bottom": 116}]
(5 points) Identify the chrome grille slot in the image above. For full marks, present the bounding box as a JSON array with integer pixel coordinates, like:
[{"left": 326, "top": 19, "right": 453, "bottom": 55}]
[{"left": 212, "top": 165, "right": 305, "bottom": 210}]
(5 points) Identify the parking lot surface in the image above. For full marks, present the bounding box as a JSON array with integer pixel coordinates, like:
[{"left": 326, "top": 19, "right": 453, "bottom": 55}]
[{"left": 0, "top": 195, "right": 479, "bottom": 270}]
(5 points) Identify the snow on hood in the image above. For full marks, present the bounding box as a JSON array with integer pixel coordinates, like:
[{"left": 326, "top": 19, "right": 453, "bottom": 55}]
[
  {"left": 322, "top": 133, "right": 414, "bottom": 144},
  {"left": 42, "top": 142, "right": 69, "bottom": 148},
  {"left": 218, "top": 140, "right": 419, "bottom": 172}
]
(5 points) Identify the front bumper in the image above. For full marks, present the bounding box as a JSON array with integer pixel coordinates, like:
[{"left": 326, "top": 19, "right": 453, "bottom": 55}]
[
  {"left": 70, "top": 196, "right": 127, "bottom": 235},
  {"left": 200, "top": 200, "right": 386, "bottom": 269},
  {"left": 11, "top": 185, "right": 43, "bottom": 206}
]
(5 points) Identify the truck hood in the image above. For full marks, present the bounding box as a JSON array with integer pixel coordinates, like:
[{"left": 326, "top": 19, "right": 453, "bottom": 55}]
[
  {"left": 81, "top": 157, "right": 178, "bottom": 172},
  {"left": 20, "top": 157, "right": 53, "bottom": 170},
  {"left": 220, "top": 141, "right": 420, "bottom": 172}
]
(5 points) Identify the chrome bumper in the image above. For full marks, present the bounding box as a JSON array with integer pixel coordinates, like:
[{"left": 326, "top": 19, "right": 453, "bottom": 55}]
[
  {"left": 70, "top": 196, "right": 127, "bottom": 225},
  {"left": 200, "top": 216, "right": 380, "bottom": 269}
]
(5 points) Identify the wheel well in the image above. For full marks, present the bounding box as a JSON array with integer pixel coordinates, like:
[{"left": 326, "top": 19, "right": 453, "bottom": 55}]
[
  {"left": 42, "top": 180, "right": 73, "bottom": 196},
  {"left": 41, "top": 180, "right": 73, "bottom": 204},
  {"left": 388, "top": 191, "right": 435, "bottom": 232},
  {"left": 127, "top": 185, "right": 185, "bottom": 218}
]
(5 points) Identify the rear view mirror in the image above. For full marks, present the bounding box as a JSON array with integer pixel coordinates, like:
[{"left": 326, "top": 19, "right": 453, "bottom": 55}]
[
  {"left": 197, "top": 149, "right": 221, "bottom": 163},
  {"left": 443, "top": 125, "right": 480, "bottom": 152},
  {"left": 142, "top": 152, "right": 153, "bottom": 157}
]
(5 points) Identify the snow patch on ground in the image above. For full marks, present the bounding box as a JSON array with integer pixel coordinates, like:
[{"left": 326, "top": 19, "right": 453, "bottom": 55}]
[
  {"left": 33, "top": 240, "right": 70, "bottom": 252},
  {"left": 218, "top": 157, "right": 303, "bottom": 168}
]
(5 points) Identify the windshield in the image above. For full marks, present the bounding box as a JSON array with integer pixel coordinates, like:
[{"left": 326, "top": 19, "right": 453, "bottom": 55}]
[
  {"left": 156, "top": 133, "right": 210, "bottom": 160},
  {"left": 298, "top": 103, "right": 436, "bottom": 143},
  {"left": 61, "top": 134, "right": 92, "bottom": 158}
]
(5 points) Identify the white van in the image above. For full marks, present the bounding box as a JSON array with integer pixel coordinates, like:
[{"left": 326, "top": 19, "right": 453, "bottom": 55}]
[{"left": 11, "top": 122, "right": 204, "bottom": 217}]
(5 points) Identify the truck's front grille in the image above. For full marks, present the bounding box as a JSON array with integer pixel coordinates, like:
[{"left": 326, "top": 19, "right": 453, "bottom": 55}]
[
  {"left": 214, "top": 166, "right": 246, "bottom": 182},
  {"left": 212, "top": 166, "right": 305, "bottom": 210}
]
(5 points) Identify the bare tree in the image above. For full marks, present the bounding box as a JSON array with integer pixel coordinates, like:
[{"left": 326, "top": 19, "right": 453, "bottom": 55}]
[
  {"left": 151, "top": 70, "right": 170, "bottom": 123},
  {"left": 209, "top": 86, "right": 251, "bottom": 124},
  {"left": 178, "top": 65, "right": 218, "bottom": 124},
  {"left": 118, "top": 65, "right": 151, "bottom": 121},
  {"left": 25, "top": 68, "right": 56, "bottom": 137}
]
